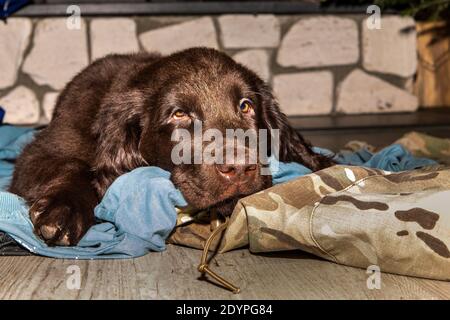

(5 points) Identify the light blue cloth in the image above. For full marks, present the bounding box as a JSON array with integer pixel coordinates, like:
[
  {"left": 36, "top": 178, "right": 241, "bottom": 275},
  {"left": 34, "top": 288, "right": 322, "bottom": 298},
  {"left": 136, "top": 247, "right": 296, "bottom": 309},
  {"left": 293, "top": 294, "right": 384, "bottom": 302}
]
[
  {"left": 0, "top": 167, "right": 187, "bottom": 259},
  {"left": 0, "top": 126, "right": 35, "bottom": 190},
  {"left": 333, "top": 145, "right": 437, "bottom": 171},
  {"left": 0, "top": 125, "right": 437, "bottom": 259},
  {"left": 0, "top": 126, "right": 187, "bottom": 258},
  {"left": 271, "top": 146, "right": 437, "bottom": 185}
]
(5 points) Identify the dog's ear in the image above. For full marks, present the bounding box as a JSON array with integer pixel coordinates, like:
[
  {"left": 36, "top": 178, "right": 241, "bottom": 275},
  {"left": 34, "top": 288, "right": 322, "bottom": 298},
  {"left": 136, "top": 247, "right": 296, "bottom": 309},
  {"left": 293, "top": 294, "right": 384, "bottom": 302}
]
[
  {"left": 92, "top": 91, "right": 148, "bottom": 196},
  {"left": 258, "top": 84, "right": 334, "bottom": 171}
]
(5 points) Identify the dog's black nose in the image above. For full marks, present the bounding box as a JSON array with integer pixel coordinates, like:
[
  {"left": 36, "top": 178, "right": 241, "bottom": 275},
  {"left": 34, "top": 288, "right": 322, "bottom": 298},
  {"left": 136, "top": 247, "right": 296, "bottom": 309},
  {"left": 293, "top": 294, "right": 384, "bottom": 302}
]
[{"left": 216, "top": 164, "right": 257, "bottom": 181}]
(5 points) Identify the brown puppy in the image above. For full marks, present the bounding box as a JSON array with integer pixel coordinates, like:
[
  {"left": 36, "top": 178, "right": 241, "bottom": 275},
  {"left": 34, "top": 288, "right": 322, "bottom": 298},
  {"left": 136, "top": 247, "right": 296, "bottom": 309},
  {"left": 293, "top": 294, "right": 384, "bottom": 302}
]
[{"left": 9, "top": 48, "right": 333, "bottom": 246}]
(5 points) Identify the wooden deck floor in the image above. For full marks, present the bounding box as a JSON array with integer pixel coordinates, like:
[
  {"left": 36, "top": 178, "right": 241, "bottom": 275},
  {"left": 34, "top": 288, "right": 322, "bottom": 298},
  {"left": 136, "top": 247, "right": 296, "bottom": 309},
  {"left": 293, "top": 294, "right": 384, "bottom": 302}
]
[{"left": 0, "top": 244, "right": 449, "bottom": 300}]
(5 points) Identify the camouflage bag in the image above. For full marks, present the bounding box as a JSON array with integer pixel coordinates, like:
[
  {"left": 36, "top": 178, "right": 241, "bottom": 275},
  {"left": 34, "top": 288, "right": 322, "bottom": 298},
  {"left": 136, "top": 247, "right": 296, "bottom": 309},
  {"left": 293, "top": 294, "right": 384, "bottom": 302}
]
[
  {"left": 395, "top": 131, "right": 450, "bottom": 165},
  {"left": 169, "top": 164, "right": 450, "bottom": 288},
  {"left": 169, "top": 132, "right": 450, "bottom": 291}
]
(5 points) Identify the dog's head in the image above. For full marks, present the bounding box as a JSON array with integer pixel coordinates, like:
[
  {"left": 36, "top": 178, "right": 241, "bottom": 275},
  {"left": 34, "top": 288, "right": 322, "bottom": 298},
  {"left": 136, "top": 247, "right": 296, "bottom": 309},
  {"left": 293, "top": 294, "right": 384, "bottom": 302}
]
[{"left": 99, "top": 48, "right": 327, "bottom": 215}]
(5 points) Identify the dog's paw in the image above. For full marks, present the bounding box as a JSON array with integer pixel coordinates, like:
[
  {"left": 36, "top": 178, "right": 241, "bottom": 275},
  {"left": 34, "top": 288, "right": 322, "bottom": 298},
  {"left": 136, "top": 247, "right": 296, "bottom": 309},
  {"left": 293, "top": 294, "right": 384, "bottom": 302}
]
[{"left": 29, "top": 194, "right": 94, "bottom": 246}]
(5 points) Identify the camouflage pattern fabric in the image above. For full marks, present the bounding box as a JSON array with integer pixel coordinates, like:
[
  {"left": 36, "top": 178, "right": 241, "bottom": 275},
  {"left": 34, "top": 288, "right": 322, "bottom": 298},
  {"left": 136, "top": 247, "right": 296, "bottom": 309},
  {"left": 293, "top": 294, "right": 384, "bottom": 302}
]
[
  {"left": 168, "top": 134, "right": 450, "bottom": 281},
  {"left": 395, "top": 131, "right": 450, "bottom": 165},
  {"left": 342, "top": 132, "right": 450, "bottom": 164}
]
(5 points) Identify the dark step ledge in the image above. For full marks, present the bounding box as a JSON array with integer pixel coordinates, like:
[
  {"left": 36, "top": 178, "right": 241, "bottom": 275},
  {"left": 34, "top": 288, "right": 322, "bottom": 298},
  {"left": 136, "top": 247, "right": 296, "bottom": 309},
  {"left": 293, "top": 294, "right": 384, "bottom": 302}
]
[
  {"left": 15, "top": 2, "right": 374, "bottom": 17},
  {"left": 290, "top": 108, "right": 450, "bottom": 132},
  {"left": 290, "top": 108, "right": 450, "bottom": 150}
]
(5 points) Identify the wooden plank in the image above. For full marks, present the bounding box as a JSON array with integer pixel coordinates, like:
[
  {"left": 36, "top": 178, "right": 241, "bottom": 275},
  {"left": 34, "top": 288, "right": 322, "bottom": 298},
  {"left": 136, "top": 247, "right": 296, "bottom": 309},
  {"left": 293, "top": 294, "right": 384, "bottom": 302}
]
[
  {"left": 0, "top": 245, "right": 449, "bottom": 299},
  {"left": 415, "top": 22, "right": 450, "bottom": 108}
]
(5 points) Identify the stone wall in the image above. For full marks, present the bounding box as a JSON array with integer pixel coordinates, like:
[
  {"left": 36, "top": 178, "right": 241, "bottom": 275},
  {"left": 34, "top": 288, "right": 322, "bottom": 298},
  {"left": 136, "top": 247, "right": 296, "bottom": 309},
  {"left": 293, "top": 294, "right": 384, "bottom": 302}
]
[{"left": 0, "top": 14, "right": 419, "bottom": 125}]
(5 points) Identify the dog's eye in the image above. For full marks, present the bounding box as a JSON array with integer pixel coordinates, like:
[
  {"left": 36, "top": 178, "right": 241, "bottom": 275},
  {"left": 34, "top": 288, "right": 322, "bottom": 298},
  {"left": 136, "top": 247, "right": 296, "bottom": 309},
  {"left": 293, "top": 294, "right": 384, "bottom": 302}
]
[
  {"left": 172, "top": 110, "right": 188, "bottom": 120},
  {"left": 239, "top": 98, "right": 253, "bottom": 114}
]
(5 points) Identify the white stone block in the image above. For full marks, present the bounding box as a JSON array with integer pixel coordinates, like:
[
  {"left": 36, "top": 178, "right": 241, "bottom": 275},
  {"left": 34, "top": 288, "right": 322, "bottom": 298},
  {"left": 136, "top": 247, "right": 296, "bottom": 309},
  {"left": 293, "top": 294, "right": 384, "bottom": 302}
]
[
  {"left": 23, "top": 18, "right": 89, "bottom": 90},
  {"left": 336, "top": 69, "right": 418, "bottom": 114},
  {"left": 0, "top": 18, "right": 32, "bottom": 89},
  {"left": 0, "top": 86, "right": 40, "bottom": 124},
  {"left": 362, "top": 16, "right": 417, "bottom": 77},
  {"left": 139, "top": 17, "right": 218, "bottom": 55},
  {"left": 273, "top": 71, "right": 334, "bottom": 116},
  {"left": 218, "top": 14, "right": 280, "bottom": 48},
  {"left": 277, "top": 17, "right": 359, "bottom": 68},
  {"left": 233, "top": 49, "right": 270, "bottom": 81},
  {"left": 90, "top": 18, "right": 140, "bottom": 60},
  {"left": 42, "top": 91, "right": 59, "bottom": 122}
]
